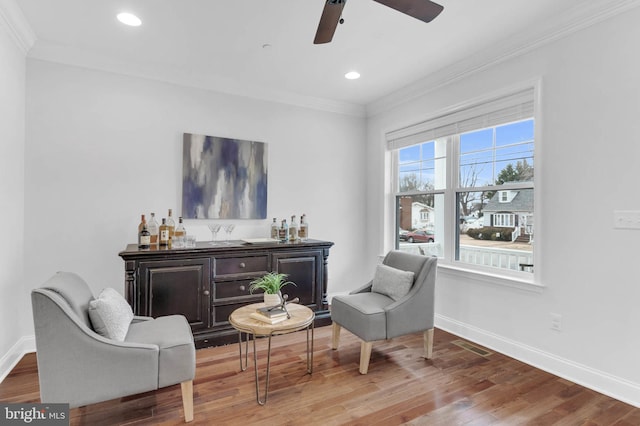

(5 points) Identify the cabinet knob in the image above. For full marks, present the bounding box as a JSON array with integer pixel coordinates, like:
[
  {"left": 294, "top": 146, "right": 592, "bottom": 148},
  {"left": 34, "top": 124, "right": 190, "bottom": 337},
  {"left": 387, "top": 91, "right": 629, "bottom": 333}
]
[
  {"left": 204, "top": 290, "right": 210, "bottom": 296},
  {"left": 239, "top": 285, "right": 246, "bottom": 292},
  {"left": 239, "top": 262, "right": 246, "bottom": 268}
]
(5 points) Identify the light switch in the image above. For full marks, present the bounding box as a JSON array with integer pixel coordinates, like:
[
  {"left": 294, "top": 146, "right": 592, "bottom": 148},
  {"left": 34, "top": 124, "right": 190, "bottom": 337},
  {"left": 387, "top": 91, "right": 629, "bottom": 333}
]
[{"left": 613, "top": 210, "right": 640, "bottom": 230}]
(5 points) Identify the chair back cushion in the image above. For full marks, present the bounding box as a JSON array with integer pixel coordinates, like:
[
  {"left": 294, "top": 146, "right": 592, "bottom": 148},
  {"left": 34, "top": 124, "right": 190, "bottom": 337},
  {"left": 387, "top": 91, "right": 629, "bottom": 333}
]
[
  {"left": 88, "top": 288, "right": 134, "bottom": 341},
  {"left": 39, "top": 271, "right": 95, "bottom": 328},
  {"left": 371, "top": 264, "right": 414, "bottom": 301}
]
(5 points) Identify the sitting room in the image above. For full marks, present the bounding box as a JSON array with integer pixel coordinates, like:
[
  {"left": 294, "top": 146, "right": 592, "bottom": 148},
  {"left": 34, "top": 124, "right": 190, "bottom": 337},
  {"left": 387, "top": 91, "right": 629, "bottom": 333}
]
[{"left": 1, "top": 0, "right": 640, "bottom": 424}]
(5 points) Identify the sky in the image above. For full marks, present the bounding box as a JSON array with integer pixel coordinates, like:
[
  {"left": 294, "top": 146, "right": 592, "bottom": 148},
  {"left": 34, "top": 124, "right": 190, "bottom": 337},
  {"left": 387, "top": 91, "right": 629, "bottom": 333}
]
[{"left": 399, "top": 119, "right": 534, "bottom": 190}]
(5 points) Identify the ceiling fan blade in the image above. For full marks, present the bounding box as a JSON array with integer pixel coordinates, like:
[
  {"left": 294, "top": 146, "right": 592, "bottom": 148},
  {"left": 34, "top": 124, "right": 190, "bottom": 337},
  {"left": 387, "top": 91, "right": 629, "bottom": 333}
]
[
  {"left": 314, "top": 0, "right": 347, "bottom": 44},
  {"left": 373, "top": 0, "right": 443, "bottom": 23}
]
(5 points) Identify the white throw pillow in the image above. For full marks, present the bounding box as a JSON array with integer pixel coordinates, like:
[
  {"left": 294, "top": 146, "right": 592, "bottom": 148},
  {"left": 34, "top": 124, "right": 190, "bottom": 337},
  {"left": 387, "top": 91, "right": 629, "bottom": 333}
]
[
  {"left": 88, "top": 288, "right": 134, "bottom": 341},
  {"left": 371, "top": 264, "right": 415, "bottom": 301}
]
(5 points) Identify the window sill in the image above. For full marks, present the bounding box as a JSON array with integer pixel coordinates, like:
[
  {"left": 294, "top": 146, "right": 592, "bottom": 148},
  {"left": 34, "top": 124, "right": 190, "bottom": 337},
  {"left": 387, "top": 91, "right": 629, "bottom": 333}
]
[{"left": 437, "top": 262, "right": 544, "bottom": 293}]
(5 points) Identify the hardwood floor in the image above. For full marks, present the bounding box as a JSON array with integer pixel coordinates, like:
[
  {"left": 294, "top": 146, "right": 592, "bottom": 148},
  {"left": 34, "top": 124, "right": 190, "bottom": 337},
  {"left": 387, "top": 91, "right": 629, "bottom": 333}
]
[{"left": 1, "top": 327, "right": 639, "bottom": 425}]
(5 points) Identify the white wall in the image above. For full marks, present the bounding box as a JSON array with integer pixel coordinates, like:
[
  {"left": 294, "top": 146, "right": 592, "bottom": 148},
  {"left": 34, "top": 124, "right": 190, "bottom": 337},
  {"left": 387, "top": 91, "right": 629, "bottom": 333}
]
[
  {"left": 23, "top": 60, "right": 367, "bottom": 336},
  {"left": 366, "top": 9, "right": 640, "bottom": 405},
  {"left": 0, "top": 16, "right": 27, "bottom": 379}
]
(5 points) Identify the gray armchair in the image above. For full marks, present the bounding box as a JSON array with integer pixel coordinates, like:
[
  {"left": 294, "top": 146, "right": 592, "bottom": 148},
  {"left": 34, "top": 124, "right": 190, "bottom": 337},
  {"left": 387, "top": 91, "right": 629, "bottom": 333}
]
[
  {"left": 31, "top": 272, "right": 196, "bottom": 422},
  {"left": 331, "top": 251, "right": 437, "bottom": 374}
]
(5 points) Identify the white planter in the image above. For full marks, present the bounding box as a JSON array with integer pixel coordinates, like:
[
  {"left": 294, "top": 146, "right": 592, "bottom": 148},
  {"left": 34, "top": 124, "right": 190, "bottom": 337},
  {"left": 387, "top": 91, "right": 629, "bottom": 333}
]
[{"left": 263, "top": 292, "right": 282, "bottom": 307}]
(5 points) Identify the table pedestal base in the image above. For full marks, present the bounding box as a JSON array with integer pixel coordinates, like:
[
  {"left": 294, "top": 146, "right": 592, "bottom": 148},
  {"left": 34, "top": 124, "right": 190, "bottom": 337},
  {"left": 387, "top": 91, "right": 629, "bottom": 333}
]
[{"left": 237, "top": 324, "right": 314, "bottom": 405}]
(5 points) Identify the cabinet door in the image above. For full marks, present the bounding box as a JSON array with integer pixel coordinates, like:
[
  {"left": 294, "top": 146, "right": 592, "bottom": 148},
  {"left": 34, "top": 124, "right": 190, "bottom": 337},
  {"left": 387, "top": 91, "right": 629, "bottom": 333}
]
[
  {"left": 139, "top": 258, "right": 211, "bottom": 332},
  {"left": 272, "top": 250, "right": 321, "bottom": 309}
]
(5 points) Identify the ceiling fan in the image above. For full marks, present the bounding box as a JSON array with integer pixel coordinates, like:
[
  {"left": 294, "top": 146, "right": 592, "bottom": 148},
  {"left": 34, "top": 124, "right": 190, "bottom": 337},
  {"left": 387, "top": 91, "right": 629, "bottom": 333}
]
[{"left": 314, "top": 0, "right": 444, "bottom": 44}]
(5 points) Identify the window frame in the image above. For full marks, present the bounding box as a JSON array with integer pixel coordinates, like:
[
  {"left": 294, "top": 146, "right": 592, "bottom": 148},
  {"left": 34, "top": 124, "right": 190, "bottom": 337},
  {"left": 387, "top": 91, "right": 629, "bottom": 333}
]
[{"left": 387, "top": 82, "right": 541, "bottom": 287}]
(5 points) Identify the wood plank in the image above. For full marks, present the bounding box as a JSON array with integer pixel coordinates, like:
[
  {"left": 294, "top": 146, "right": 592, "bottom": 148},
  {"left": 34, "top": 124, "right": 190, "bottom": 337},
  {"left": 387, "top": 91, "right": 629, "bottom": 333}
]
[{"left": 0, "top": 327, "right": 638, "bottom": 425}]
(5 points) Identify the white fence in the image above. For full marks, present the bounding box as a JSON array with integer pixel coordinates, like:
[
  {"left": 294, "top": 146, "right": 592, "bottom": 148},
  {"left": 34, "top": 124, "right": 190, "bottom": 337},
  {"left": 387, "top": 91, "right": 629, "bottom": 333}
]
[
  {"left": 399, "top": 242, "right": 443, "bottom": 257},
  {"left": 399, "top": 243, "right": 533, "bottom": 272},
  {"left": 458, "top": 245, "right": 533, "bottom": 271}
]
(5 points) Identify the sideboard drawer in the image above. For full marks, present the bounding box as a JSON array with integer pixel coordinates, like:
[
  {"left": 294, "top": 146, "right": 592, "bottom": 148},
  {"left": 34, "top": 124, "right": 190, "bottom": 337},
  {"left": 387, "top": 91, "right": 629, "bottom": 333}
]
[
  {"left": 214, "top": 303, "right": 243, "bottom": 325},
  {"left": 215, "top": 255, "right": 268, "bottom": 277},
  {"left": 215, "top": 279, "right": 254, "bottom": 300}
]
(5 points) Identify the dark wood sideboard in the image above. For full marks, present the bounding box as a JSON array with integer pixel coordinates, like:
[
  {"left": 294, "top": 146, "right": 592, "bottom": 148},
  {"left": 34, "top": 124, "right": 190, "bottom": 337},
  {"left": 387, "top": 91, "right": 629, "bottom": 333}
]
[{"left": 118, "top": 239, "right": 333, "bottom": 348}]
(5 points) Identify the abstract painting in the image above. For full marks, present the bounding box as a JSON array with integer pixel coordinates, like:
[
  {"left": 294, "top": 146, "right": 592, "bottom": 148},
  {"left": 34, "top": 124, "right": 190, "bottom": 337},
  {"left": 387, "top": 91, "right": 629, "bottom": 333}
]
[{"left": 182, "top": 133, "right": 268, "bottom": 219}]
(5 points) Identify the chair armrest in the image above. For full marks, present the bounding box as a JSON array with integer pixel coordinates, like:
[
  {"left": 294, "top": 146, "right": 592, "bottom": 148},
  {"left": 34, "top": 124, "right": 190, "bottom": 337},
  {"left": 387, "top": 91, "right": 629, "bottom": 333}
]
[
  {"left": 384, "top": 257, "right": 437, "bottom": 339},
  {"left": 383, "top": 287, "right": 433, "bottom": 339},
  {"left": 132, "top": 315, "right": 154, "bottom": 323},
  {"left": 349, "top": 279, "right": 373, "bottom": 294}
]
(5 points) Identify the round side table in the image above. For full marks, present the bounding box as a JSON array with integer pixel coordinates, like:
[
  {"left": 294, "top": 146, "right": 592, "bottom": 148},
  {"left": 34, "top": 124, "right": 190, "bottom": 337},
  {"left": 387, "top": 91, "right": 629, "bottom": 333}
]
[{"left": 228, "top": 303, "right": 315, "bottom": 405}]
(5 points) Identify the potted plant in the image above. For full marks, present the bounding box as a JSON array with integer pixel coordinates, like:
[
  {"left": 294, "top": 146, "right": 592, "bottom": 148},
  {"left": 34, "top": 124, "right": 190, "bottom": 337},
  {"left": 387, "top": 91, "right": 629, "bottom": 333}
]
[{"left": 249, "top": 272, "right": 296, "bottom": 306}]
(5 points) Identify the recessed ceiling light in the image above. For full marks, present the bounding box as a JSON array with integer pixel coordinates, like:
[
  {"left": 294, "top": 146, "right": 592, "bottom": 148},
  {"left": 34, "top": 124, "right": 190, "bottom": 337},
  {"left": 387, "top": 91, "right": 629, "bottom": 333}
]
[
  {"left": 117, "top": 12, "right": 142, "bottom": 27},
  {"left": 345, "top": 71, "right": 361, "bottom": 80}
]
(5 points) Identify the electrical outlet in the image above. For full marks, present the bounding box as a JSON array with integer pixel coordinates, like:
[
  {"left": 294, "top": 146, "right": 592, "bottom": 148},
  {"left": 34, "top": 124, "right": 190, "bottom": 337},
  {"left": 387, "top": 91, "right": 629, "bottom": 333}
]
[
  {"left": 614, "top": 210, "right": 640, "bottom": 229},
  {"left": 550, "top": 313, "right": 562, "bottom": 331}
]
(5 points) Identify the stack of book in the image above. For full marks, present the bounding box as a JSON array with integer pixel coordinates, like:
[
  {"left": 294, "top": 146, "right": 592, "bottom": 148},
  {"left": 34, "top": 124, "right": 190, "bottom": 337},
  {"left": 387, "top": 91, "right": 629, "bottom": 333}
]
[{"left": 250, "top": 306, "right": 289, "bottom": 324}]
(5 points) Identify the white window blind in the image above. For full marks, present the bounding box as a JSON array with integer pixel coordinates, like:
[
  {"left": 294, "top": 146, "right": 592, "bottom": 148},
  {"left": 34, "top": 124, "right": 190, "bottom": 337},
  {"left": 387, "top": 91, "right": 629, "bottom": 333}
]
[{"left": 386, "top": 87, "right": 534, "bottom": 151}]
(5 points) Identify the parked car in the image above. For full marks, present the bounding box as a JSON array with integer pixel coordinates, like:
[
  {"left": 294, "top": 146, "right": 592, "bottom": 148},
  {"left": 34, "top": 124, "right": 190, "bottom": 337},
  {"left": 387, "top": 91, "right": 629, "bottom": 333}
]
[{"left": 402, "top": 230, "right": 435, "bottom": 243}]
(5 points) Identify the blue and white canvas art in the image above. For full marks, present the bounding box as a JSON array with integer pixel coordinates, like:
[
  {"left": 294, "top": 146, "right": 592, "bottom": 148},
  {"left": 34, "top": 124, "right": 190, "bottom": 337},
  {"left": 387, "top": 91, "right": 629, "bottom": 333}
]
[{"left": 182, "top": 133, "right": 268, "bottom": 219}]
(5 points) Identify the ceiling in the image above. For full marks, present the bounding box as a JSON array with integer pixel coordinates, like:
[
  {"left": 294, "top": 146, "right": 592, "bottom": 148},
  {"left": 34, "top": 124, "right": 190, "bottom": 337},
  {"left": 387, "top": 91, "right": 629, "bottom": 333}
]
[{"left": 9, "top": 0, "right": 631, "bottom": 115}]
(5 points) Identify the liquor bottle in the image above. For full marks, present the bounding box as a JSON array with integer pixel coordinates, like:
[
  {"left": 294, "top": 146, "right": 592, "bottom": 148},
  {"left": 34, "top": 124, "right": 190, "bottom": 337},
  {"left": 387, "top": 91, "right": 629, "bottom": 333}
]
[
  {"left": 278, "top": 219, "right": 288, "bottom": 242},
  {"left": 299, "top": 214, "right": 309, "bottom": 241},
  {"left": 174, "top": 217, "right": 186, "bottom": 238},
  {"left": 159, "top": 218, "right": 170, "bottom": 247},
  {"left": 148, "top": 213, "right": 159, "bottom": 246},
  {"left": 167, "top": 209, "right": 176, "bottom": 241},
  {"left": 270, "top": 218, "right": 278, "bottom": 239},
  {"left": 138, "top": 214, "right": 147, "bottom": 233},
  {"left": 138, "top": 224, "right": 151, "bottom": 249},
  {"left": 289, "top": 215, "right": 298, "bottom": 242}
]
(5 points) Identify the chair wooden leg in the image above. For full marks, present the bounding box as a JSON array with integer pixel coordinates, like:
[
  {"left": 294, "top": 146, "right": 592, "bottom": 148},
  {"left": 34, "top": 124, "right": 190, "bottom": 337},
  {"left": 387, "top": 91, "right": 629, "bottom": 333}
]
[
  {"left": 181, "top": 380, "right": 194, "bottom": 423},
  {"left": 331, "top": 322, "right": 341, "bottom": 350},
  {"left": 423, "top": 328, "right": 434, "bottom": 359},
  {"left": 359, "top": 341, "right": 373, "bottom": 374}
]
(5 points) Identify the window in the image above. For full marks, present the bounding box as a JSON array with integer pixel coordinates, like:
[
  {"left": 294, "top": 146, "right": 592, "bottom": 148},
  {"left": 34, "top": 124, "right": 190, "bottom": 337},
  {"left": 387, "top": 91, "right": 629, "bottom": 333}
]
[
  {"left": 493, "top": 213, "right": 515, "bottom": 227},
  {"left": 396, "top": 140, "right": 446, "bottom": 257},
  {"left": 388, "top": 87, "right": 536, "bottom": 277}
]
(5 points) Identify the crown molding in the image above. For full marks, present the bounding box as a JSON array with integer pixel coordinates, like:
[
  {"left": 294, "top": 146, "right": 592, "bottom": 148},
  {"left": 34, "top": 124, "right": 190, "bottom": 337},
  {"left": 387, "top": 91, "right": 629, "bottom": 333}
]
[
  {"left": 10, "top": 0, "right": 636, "bottom": 119},
  {"left": 0, "top": 0, "right": 36, "bottom": 54},
  {"left": 3, "top": 0, "right": 364, "bottom": 118},
  {"left": 27, "top": 40, "right": 366, "bottom": 118},
  {"left": 366, "top": 0, "right": 640, "bottom": 117}
]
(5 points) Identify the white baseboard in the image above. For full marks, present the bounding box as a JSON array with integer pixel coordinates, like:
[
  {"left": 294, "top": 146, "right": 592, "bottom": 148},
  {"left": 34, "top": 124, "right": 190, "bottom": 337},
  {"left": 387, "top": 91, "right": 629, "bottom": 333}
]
[
  {"left": 0, "top": 335, "right": 36, "bottom": 383},
  {"left": 435, "top": 314, "right": 640, "bottom": 408}
]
